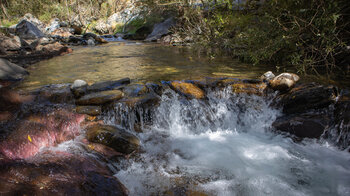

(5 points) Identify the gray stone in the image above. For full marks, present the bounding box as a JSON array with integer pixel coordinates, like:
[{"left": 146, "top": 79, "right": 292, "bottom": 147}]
[
  {"left": 260, "top": 71, "right": 275, "bottom": 81},
  {"left": 71, "top": 79, "right": 87, "bottom": 89},
  {"left": 145, "top": 18, "right": 175, "bottom": 42},
  {"left": 16, "top": 20, "right": 44, "bottom": 39},
  {"left": 0, "top": 58, "right": 28, "bottom": 81},
  {"left": 87, "top": 78, "right": 130, "bottom": 93}
]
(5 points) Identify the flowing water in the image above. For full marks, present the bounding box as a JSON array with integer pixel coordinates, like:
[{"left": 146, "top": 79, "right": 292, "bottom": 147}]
[
  {"left": 15, "top": 42, "right": 350, "bottom": 195},
  {"left": 105, "top": 87, "right": 350, "bottom": 196}
]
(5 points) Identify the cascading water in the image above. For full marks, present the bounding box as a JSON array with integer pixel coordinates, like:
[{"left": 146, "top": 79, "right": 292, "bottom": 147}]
[{"left": 104, "top": 87, "right": 350, "bottom": 196}]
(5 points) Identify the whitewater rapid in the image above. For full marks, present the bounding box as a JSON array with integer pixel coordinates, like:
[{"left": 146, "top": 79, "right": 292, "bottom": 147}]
[{"left": 107, "top": 87, "right": 350, "bottom": 196}]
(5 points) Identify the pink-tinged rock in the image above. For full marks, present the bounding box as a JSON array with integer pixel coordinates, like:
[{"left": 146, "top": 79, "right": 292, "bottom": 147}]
[{"left": 0, "top": 110, "right": 85, "bottom": 160}]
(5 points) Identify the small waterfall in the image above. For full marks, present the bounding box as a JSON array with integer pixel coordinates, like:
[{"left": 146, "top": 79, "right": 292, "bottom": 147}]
[{"left": 102, "top": 87, "right": 350, "bottom": 196}]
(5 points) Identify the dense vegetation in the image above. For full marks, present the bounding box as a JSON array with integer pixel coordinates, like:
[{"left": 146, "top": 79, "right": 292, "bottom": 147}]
[{"left": 1, "top": 0, "right": 349, "bottom": 76}]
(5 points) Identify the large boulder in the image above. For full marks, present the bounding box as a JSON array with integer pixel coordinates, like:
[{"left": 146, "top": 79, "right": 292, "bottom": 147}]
[
  {"left": 145, "top": 18, "right": 175, "bottom": 42},
  {"left": 86, "top": 124, "right": 140, "bottom": 154},
  {"left": 0, "top": 110, "right": 85, "bottom": 160},
  {"left": 75, "top": 90, "right": 124, "bottom": 105},
  {"left": 16, "top": 20, "right": 45, "bottom": 39},
  {"left": 0, "top": 58, "right": 28, "bottom": 81}
]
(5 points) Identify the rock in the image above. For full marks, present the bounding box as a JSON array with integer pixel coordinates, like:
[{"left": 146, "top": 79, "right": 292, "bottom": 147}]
[
  {"left": 35, "top": 42, "right": 69, "bottom": 54},
  {"left": 272, "top": 114, "right": 329, "bottom": 138},
  {"left": 87, "top": 38, "right": 95, "bottom": 46},
  {"left": 87, "top": 78, "right": 130, "bottom": 93},
  {"left": 0, "top": 35, "right": 21, "bottom": 52},
  {"left": 260, "top": 71, "right": 275, "bottom": 81},
  {"left": 76, "top": 106, "right": 102, "bottom": 116},
  {"left": 145, "top": 17, "right": 175, "bottom": 42},
  {"left": 36, "top": 84, "right": 74, "bottom": 104},
  {"left": 123, "top": 84, "right": 148, "bottom": 97},
  {"left": 0, "top": 110, "right": 85, "bottom": 159},
  {"left": 269, "top": 73, "right": 300, "bottom": 91},
  {"left": 0, "top": 153, "right": 128, "bottom": 195},
  {"left": 120, "top": 93, "right": 160, "bottom": 108},
  {"left": 71, "top": 79, "right": 87, "bottom": 89},
  {"left": 123, "top": 26, "right": 153, "bottom": 40},
  {"left": 0, "top": 58, "right": 29, "bottom": 81},
  {"left": 86, "top": 124, "right": 140, "bottom": 154},
  {"left": 94, "top": 19, "right": 109, "bottom": 34},
  {"left": 16, "top": 20, "right": 45, "bottom": 39},
  {"left": 50, "top": 27, "right": 74, "bottom": 37},
  {"left": 46, "top": 18, "right": 60, "bottom": 33},
  {"left": 278, "top": 83, "right": 338, "bottom": 114},
  {"left": 83, "top": 33, "right": 108, "bottom": 44},
  {"left": 231, "top": 82, "right": 267, "bottom": 95},
  {"left": 21, "top": 13, "right": 46, "bottom": 33},
  {"left": 170, "top": 81, "right": 205, "bottom": 99},
  {"left": 75, "top": 90, "right": 124, "bottom": 105}
]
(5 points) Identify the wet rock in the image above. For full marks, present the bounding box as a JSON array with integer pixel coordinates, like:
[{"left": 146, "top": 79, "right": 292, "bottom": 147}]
[
  {"left": 76, "top": 106, "right": 102, "bottom": 116},
  {"left": 75, "top": 90, "right": 124, "bottom": 105},
  {"left": 278, "top": 83, "right": 338, "bottom": 114},
  {"left": 0, "top": 58, "right": 29, "bottom": 81},
  {"left": 170, "top": 81, "right": 205, "bottom": 99},
  {"left": 260, "top": 71, "right": 275, "bottom": 81},
  {"left": 124, "top": 26, "right": 153, "bottom": 40},
  {"left": 0, "top": 110, "right": 84, "bottom": 159},
  {"left": 145, "top": 17, "right": 175, "bottom": 42},
  {"left": 0, "top": 153, "right": 128, "bottom": 195},
  {"left": 120, "top": 93, "right": 160, "bottom": 108},
  {"left": 86, "top": 124, "right": 140, "bottom": 154},
  {"left": 123, "top": 83, "right": 148, "bottom": 97},
  {"left": 36, "top": 84, "right": 74, "bottom": 104},
  {"left": 87, "top": 78, "right": 130, "bottom": 93},
  {"left": 269, "top": 73, "right": 300, "bottom": 91},
  {"left": 86, "top": 142, "right": 124, "bottom": 158},
  {"left": 231, "top": 82, "right": 267, "bottom": 95},
  {"left": 87, "top": 38, "right": 95, "bottom": 46},
  {"left": 16, "top": 20, "right": 44, "bottom": 39},
  {"left": 273, "top": 114, "right": 329, "bottom": 138}
]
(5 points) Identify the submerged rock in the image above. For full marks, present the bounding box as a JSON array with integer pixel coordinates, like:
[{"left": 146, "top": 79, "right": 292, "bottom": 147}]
[
  {"left": 75, "top": 90, "right": 124, "bottom": 105},
  {"left": 86, "top": 124, "right": 140, "bottom": 154},
  {"left": 0, "top": 58, "right": 29, "bottom": 81},
  {"left": 76, "top": 106, "right": 102, "bottom": 116},
  {"left": 269, "top": 73, "right": 300, "bottom": 91},
  {"left": 170, "top": 81, "right": 205, "bottom": 99}
]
